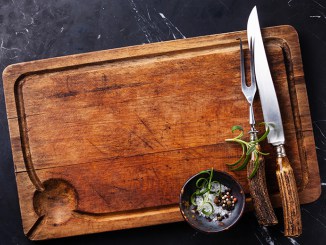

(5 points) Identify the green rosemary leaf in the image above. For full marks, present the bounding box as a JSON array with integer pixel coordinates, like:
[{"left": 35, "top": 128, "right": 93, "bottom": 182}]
[
  {"left": 196, "top": 178, "right": 208, "bottom": 188},
  {"left": 256, "top": 150, "right": 270, "bottom": 156},
  {"left": 210, "top": 180, "right": 220, "bottom": 194},
  {"left": 190, "top": 192, "right": 197, "bottom": 206},
  {"left": 226, "top": 144, "right": 245, "bottom": 166},
  {"left": 231, "top": 125, "right": 243, "bottom": 132},
  {"left": 198, "top": 187, "right": 209, "bottom": 195},
  {"left": 198, "top": 170, "right": 211, "bottom": 176},
  {"left": 256, "top": 122, "right": 270, "bottom": 143},
  {"left": 208, "top": 168, "right": 214, "bottom": 189},
  {"left": 201, "top": 202, "right": 214, "bottom": 216},
  {"left": 231, "top": 125, "right": 244, "bottom": 139},
  {"left": 231, "top": 154, "right": 250, "bottom": 171},
  {"left": 226, "top": 155, "right": 244, "bottom": 166},
  {"left": 246, "top": 144, "right": 256, "bottom": 156},
  {"left": 225, "top": 122, "right": 270, "bottom": 178},
  {"left": 248, "top": 152, "right": 260, "bottom": 179}
]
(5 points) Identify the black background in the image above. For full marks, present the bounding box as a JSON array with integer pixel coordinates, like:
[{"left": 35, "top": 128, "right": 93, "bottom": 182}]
[{"left": 1, "top": 0, "right": 326, "bottom": 244}]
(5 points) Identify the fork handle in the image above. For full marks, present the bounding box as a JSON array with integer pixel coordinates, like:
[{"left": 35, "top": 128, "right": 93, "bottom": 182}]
[
  {"left": 275, "top": 145, "right": 302, "bottom": 237},
  {"left": 247, "top": 143, "right": 278, "bottom": 226}
]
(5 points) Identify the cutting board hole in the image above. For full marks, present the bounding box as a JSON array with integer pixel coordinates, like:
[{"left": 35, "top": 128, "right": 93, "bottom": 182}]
[{"left": 33, "top": 178, "right": 78, "bottom": 225}]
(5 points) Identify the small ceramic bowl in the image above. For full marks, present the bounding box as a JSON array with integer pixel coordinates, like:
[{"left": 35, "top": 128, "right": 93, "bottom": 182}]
[{"left": 179, "top": 169, "right": 245, "bottom": 233}]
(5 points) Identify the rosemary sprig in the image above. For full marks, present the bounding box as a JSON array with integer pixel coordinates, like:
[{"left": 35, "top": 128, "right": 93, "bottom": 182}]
[
  {"left": 225, "top": 122, "right": 270, "bottom": 179},
  {"left": 190, "top": 168, "right": 221, "bottom": 216}
]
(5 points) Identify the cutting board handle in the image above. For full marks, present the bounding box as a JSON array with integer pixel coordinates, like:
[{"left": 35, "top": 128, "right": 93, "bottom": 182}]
[
  {"left": 247, "top": 143, "right": 278, "bottom": 226},
  {"left": 275, "top": 145, "right": 302, "bottom": 237}
]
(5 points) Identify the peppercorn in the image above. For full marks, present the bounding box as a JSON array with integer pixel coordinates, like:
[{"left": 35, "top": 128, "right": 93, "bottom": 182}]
[{"left": 214, "top": 196, "right": 218, "bottom": 203}]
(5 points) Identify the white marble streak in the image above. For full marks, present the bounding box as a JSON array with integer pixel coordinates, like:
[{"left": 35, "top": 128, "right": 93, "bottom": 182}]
[
  {"left": 315, "top": 146, "right": 326, "bottom": 152},
  {"left": 146, "top": 5, "right": 152, "bottom": 21},
  {"left": 287, "top": 237, "right": 300, "bottom": 245},
  {"left": 20, "top": 10, "right": 26, "bottom": 19},
  {"left": 317, "top": 10, "right": 326, "bottom": 19},
  {"left": 311, "top": 32, "right": 326, "bottom": 46},
  {"left": 256, "top": 226, "right": 275, "bottom": 245},
  {"left": 128, "top": 0, "right": 185, "bottom": 43},
  {"left": 288, "top": 0, "right": 293, "bottom": 7},
  {"left": 254, "top": 233, "right": 264, "bottom": 245},
  {"left": 217, "top": 0, "right": 230, "bottom": 11},
  {"left": 302, "top": 208, "right": 326, "bottom": 229},
  {"left": 313, "top": 0, "right": 325, "bottom": 9},
  {"left": 158, "top": 13, "right": 186, "bottom": 39},
  {"left": 313, "top": 122, "right": 326, "bottom": 144},
  {"left": 0, "top": 39, "right": 21, "bottom": 52},
  {"left": 129, "top": 0, "right": 154, "bottom": 43}
]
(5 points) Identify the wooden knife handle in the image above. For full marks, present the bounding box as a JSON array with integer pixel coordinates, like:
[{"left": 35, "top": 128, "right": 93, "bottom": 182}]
[
  {"left": 247, "top": 143, "right": 278, "bottom": 226},
  {"left": 275, "top": 145, "right": 302, "bottom": 237}
]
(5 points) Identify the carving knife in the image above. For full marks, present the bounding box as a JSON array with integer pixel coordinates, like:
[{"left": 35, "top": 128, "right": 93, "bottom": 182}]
[{"left": 247, "top": 6, "right": 302, "bottom": 237}]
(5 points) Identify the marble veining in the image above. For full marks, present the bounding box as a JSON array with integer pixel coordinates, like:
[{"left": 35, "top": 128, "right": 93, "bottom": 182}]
[
  {"left": 128, "top": 0, "right": 185, "bottom": 43},
  {"left": 302, "top": 208, "right": 326, "bottom": 229},
  {"left": 256, "top": 226, "right": 276, "bottom": 245}
]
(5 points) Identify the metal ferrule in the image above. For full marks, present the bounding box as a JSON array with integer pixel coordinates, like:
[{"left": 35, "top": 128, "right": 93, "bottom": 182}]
[
  {"left": 275, "top": 144, "right": 286, "bottom": 157},
  {"left": 249, "top": 125, "right": 258, "bottom": 142}
]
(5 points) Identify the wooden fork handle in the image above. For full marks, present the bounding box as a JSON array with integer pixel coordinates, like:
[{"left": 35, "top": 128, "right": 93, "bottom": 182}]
[
  {"left": 247, "top": 143, "right": 278, "bottom": 226},
  {"left": 275, "top": 145, "right": 302, "bottom": 237}
]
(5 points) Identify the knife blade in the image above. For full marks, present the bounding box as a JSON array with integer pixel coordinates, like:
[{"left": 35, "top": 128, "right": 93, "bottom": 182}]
[{"left": 247, "top": 6, "right": 302, "bottom": 237}]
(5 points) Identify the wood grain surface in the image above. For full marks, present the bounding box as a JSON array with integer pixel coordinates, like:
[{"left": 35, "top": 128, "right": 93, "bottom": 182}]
[{"left": 2, "top": 25, "right": 320, "bottom": 240}]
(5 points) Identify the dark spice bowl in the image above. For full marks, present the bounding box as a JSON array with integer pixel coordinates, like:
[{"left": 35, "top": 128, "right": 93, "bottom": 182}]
[{"left": 179, "top": 170, "right": 245, "bottom": 233}]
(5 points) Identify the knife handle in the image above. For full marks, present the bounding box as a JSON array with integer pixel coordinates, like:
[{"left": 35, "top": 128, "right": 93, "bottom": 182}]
[
  {"left": 247, "top": 143, "right": 278, "bottom": 226},
  {"left": 275, "top": 145, "right": 302, "bottom": 237}
]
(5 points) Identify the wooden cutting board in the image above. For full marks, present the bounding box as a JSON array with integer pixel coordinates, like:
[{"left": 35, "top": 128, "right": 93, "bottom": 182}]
[{"left": 3, "top": 25, "right": 320, "bottom": 240}]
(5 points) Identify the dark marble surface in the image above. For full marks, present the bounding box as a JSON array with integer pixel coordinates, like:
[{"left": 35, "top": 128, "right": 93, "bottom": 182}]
[{"left": 1, "top": 0, "right": 326, "bottom": 244}]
